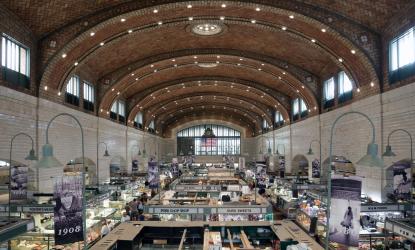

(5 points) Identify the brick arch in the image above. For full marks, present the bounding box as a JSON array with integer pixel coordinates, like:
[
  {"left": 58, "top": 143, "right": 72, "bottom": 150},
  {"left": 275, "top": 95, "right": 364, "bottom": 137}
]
[
  {"left": 38, "top": 2, "right": 379, "bottom": 101},
  {"left": 99, "top": 60, "right": 318, "bottom": 116},
  {"left": 140, "top": 94, "right": 288, "bottom": 127}
]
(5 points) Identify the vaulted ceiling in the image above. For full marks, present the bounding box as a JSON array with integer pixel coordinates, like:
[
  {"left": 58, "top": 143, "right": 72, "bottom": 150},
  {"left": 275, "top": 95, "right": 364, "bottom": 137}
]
[{"left": 1, "top": 0, "right": 413, "bottom": 137}]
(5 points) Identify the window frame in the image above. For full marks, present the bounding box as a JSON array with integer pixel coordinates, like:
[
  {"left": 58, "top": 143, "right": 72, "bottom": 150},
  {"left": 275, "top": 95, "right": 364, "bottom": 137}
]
[
  {"left": 65, "top": 75, "right": 80, "bottom": 106},
  {"left": 1, "top": 34, "right": 30, "bottom": 89},
  {"left": 83, "top": 81, "right": 94, "bottom": 111},
  {"left": 389, "top": 26, "right": 415, "bottom": 83}
]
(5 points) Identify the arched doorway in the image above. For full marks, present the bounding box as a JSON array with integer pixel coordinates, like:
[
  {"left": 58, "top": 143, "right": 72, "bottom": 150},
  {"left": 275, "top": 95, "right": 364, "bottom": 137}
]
[
  {"left": 109, "top": 155, "right": 127, "bottom": 177},
  {"left": 65, "top": 157, "right": 97, "bottom": 186},
  {"left": 321, "top": 156, "right": 355, "bottom": 183},
  {"left": 291, "top": 154, "right": 309, "bottom": 176}
]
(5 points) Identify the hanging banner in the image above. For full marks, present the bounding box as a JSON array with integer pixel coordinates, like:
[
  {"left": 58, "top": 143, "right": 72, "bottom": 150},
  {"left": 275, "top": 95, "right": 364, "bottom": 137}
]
[
  {"left": 391, "top": 160, "right": 412, "bottom": 201},
  {"left": 131, "top": 159, "right": 139, "bottom": 173},
  {"left": 312, "top": 159, "right": 321, "bottom": 178},
  {"left": 278, "top": 156, "right": 285, "bottom": 178},
  {"left": 10, "top": 165, "right": 28, "bottom": 201},
  {"left": 148, "top": 157, "right": 159, "bottom": 189},
  {"left": 329, "top": 175, "right": 362, "bottom": 248},
  {"left": 54, "top": 176, "right": 84, "bottom": 245}
]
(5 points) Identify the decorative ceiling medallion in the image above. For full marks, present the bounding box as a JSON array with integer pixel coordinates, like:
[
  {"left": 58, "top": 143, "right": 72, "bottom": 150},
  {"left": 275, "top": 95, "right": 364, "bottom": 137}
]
[
  {"left": 197, "top": 62, "right": 218, "bottom": 68},
  {"left": 191, "top": 23, "right": 223, "bottom": 36}
]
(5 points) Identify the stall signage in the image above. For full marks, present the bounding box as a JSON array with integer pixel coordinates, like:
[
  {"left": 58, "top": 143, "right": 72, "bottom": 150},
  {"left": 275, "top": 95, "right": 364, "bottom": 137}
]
[
  {"left": 216, "top": 207, "right": 262, "bottom": 214},
  {"left": 175, "top": 185, "right": 220, "bottom": 191},
  {"left": 361, "top": 204, "right": 400, "bottom": 212},
  {"left": 22, "top": 206, "right": 54, "bottom": 213},
  {"left": 154, "top": 207, "right": 199, "bottom": 214},
  {"left": 294, "top": 184, "right": 326, "bottom": 191}
]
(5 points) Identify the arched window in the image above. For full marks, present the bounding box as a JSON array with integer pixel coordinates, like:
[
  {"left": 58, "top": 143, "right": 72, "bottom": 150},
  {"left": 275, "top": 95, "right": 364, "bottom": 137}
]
[
  {"left": 148, "top": 120, "right": 155, "bottom": 133},
  {"left": 292, "top": 98, "right": 308, "bottom": 121},
  {"left": 274, "top": 111, "right": 284, "bottom": 127},
  {"left": 177, "top": 124, "right": 241, "bottom": 156},
  {"left": 65, "top": 75, "right": 80, "bottom": 106},
  {"left": 110, "top": 99, "right": 125, "bottom": 123},
  {"left": 134, "top": 112, "right": 143, "bottom": 129}
]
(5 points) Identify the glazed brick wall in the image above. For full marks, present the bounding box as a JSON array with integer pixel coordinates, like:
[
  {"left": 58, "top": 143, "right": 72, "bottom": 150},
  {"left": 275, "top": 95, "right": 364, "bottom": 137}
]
[
  {"left": 0, "top": 85, "right": 159, "bottom": 192},
  {"left": 258, "top": 81, "right": 415, "bottom": 202}
]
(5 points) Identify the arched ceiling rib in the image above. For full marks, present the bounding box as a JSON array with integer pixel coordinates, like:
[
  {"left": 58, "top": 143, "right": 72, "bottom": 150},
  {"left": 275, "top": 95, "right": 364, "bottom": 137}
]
[{"left": 3, "top": 1, "right": 398, "bottom": 136}]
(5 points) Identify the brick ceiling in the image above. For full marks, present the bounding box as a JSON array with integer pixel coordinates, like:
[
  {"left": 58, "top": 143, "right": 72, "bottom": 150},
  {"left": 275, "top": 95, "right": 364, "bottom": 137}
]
[{"left": 1, "top": 0, "right": 412, "bottom": 136}]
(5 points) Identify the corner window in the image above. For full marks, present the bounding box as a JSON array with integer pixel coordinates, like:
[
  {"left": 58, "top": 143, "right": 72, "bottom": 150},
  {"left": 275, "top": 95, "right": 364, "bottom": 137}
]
[
  {"left": 134, "top": 112, "right": 143, "bottom": 129},
  {"left": 389, "top": 27, "right": 415, "bottom": 83},
  {"left": 65, "top": 76, "right": 80, "bottom": 106},
  {"left": 1, "top": 35, "right": 30, "bottom": 88},
  {"left": 110, "top": 100, "right": 125, "bottom": 123},
  {"left": 83, "top": 82, "right": 94, "bottom": 111}
]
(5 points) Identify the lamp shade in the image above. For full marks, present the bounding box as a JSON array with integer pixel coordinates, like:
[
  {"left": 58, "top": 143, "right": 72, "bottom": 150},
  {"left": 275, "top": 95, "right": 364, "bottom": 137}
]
[
  {"left": 382, "top": 145, "right": 396, "bottom": 157},
  {"left": 138, "top": 149, "right": 141, "bottom": 156},
  {"left": 25, "top": 149, "right": 38, "bottom": 160},
  {"left": 35, "top": 144, "right": 63, "bottom": 168},
  {"left": 356, "top": 143, "right": 384, "bottom": 167},
  {"left": 307, "top": 148, "right": 314, "bottom": 155},
  {"left": 104, "top": 149, "right": 110, "bottom": 157}
]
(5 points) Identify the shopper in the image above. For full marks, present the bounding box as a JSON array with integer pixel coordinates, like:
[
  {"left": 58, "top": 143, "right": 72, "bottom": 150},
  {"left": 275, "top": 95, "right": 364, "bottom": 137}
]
[
  {"left": 124, "top": 203, "right": 131, "bottom": 217},
  {"left": 121, "top": 212, "right": 130, "bottom": 222},
  {"left": 130, "top": 199, "right": 138, "bottom": 220},
  {"left": 100, "top": 220, "right": 110, "bottom": 238},
  {"left": 138, "top": 199, "right": 144, "bottom": 214}
]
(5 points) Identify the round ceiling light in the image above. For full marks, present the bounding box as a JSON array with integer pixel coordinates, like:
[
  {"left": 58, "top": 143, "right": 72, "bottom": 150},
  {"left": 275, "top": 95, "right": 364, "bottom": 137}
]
[{"left": 191, "top": 23, "right": 223, "bottom": 36}]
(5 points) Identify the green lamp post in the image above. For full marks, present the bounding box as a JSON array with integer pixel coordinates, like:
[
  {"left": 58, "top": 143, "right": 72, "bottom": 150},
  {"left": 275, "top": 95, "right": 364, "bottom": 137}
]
[
  {"left": 382, "top": 129, "right": 413, "bottom": 163},
  {"left": 325, "top": 111, "right": 383, "bottom": 250},
  {"left": 8, "top": 132, "right": 38, "bottom": 221},
  {"left": 35, "top": 113, "right": 87, "bottom": 249}
]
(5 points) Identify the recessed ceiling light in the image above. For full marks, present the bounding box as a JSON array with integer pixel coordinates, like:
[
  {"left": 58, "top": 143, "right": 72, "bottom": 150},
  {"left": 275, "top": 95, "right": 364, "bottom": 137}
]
[
  {"left": 351, "top": 49, "right": 356, "bottom": 54},
  {"left": 150, "top": 64, "right": 154, "bottom": 68},
  {"left": 188, "top": 17, "right": 193, "bottom": 21},
  {"left": 90, "top": 32, "right": 95, "bottom": 36},
  {"left": 111, "top": 88, "right": 115, "bottom": 91},
  {"left": 62, "top": 53, "right": 67, "bottom": 58},
  {"left": 289, "top": 15, "right": 294, "bottom": 19},
  {"left": 282, "top": 72, "right": 286, "bottom": 75},
  {"left": 121, "top": 18, "right": 126, "bottom": 22},
  {"left": 174, "top": 64, "right": 178, "bottom": 67},
  {"left": 239, "top": 58, "right": 243, "bottom": 61},
  {"left": 220, "top": 16, "right": 225, "bottom": 20},
  {"left": 216, "top": 55, "right": 220, "bottom": 59},
  {"left": 237, "top": 63, "right": 241, "bottom": 66},
  {"left": 128, "top": 29, "right": 133, "bottom": 33},
  {"left": 131, "top": 73, "right": 134, "bottom": 76},
  {"left": 261, "top": 63, "right": 264, "bottom": 66},
  {"left": 251, "top": 19, "right": 256, "bottom": 24},
  {"left": 74, "top": 62, "right": 78, "bottom": 66},
  {"left": 281, "top": 26, "right": 287, "bottom": 30},
  {"left": 258, "top": 68, "right": 262, "bottom": 71},
  {"left": 153, "top": 9, "right": 158, "bottom": 13},
  {"left": 216, "top": 61, "right": 220, "bottom": 64},
  {"left": 193, "top": 56, "right": 198, "bottom": 59},
  {"left": 194, "top": 61, "right": 198, "bottom": 64},
  {"left": 311, "top": 39, "right": 316, "bottom": 43},
  {"left": 58, "top": 91, "right": 61, "bottom": 96},
  {"left": 301, "top": 85, "right": 305, "bottom": 88},
  {"left": 338, "top": 58, "right": 343, "bottom": 62},
  {"left": 187, "top": 4, "right": 192, "bottom": 8},
  {"left": 44, "top": 86, "right": 48, "bottom": 90},
  {"left": 370, "top": 82, "right": 375, "bottom": 87},
  {"left": 100, "top": 42, "right": 105, "bottom": 46},
  {"left": 135, "top": 78, "right": 138, "bottom": 81},
  {"left": 296, "top": 89, "right": 299, "bottom": 93},
  {"left": 117, "top": 91, "right": 120, "bottom": 95},
  {"left": 221, "top": 3, "right": 227, "bottom": 8},
  {"left": 157, "top": 21, "right": 163, "bottom": 25},
  {"left": 255, "top": 7, "right": 261, "bottom": 11},
  {"left": 357, "top": 88, "right": 361, "bottom": 92},
  {"left": 153, "top": 69, "right": 157, "bottom": 72},
  {"left": 321, "top": 28, "right": 326, "bottom": 32},
  {"left": 172, "top": 58, "right": 176, "bottom": 62}
]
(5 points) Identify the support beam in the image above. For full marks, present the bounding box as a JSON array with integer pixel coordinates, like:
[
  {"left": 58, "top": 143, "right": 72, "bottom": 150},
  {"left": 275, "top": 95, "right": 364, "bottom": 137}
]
[{"left": 178, "top": 228, "right": 187, "bottom": 250}]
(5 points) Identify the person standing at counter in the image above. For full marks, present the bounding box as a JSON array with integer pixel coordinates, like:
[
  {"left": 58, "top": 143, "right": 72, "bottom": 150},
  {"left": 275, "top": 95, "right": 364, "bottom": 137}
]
[
  {"left": 130, "top": 199, "right": 138, "bottom": 220},
  {"left": 121, "top": 212, "right": 130, "bottom": 222},
  {"left": 100, "top": 220, "right": 110, "bottom": 238}
]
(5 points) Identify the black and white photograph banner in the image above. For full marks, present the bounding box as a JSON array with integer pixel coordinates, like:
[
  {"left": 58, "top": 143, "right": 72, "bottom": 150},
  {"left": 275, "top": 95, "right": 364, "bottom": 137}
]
[
  {"left": 148, "top": 157, "right": 159, "bottom": 189},
  {"left": 392, "top": 160, "right": 412, "bottom": 201},
  {"left": 329, "top": 175, "right": 362, "bottom": 247},
  {"left": 131, "top": 159, "right": 138, "bottom": 173},
  {"left": 10, "top": 164, "right": 28, "bottom": 201},
  {"left": 54, "top": 175, "right": 84, "bottom": 245},
  {"left": 312, "top": 159, "right": 321, "bottom": 178}
]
